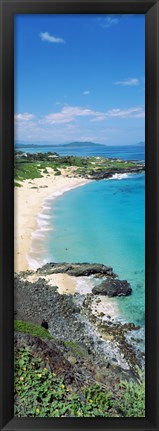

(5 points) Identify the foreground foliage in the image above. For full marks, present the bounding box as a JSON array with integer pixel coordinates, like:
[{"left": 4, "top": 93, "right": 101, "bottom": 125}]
[
  {"left": 14, "top": 346, "right": 145, "bottom": 417},
  {"left": 114, "top": 367, "right": 145, "bottom": 417}
]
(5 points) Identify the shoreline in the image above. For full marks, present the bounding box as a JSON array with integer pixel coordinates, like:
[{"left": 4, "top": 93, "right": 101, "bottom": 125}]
[
  {"left": 14, "top": 169, "right": 92, "bottom": 274},
  {"left": 15, "top": 269, "right": 145, "bottom": 372},
  {"left": 14, "top": 162, "right": 145, "bottom": 379},
  {"left": 14, "top": 170, "right": 120, "bottom": 320},
  {"left": 14, "top": 166, "right": 144, "bottom": 325}
]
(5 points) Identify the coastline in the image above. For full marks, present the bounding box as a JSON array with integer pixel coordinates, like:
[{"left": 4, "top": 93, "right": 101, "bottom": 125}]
[
  {"left": 14, "top": 162, "right": 144, "bottom": 334},
  {"left": 14, "top": 168, "right": 120, "bottom": 320},
  {"left": 14, "top": 168, "right": 91, "bottom": 274},
  {"left": 14, "top": 156, "right": 145, "bottom": 408}
]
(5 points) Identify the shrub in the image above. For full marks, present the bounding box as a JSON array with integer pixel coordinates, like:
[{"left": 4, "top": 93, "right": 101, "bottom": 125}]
[
  {"left": 113, "top": 367, "right": 145, "bottom": 417},
  {"left": 14, "top": 338, "right": 145, "bottom": 417},
  {"left": 14, "top": 348, "right": 114, "bottom": 417}
]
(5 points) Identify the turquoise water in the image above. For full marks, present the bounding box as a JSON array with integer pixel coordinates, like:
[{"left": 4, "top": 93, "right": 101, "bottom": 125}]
[
  {"left": 27, "top": 144, "right": 145, "bottom": 327},
  {"left": 31, "top": 172, "right": 145, "bottom": 327}
]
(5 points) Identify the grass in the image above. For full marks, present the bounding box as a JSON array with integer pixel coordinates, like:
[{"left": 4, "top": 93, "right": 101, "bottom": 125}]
[
  {"left": 64, "top": 341, "right": 88, "bottom": 359},
  {"left": 14, "top": 162, "right": 43, "bottom": 182},
  {"left": 14, "top": 152, "right": 142, "bottom": 184},
  {"left": 14, "top": 320, "right": 53, "bottom": 340}
]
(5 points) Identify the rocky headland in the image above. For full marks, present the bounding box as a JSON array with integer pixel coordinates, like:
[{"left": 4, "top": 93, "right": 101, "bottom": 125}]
[
  {"left": 15, "top": 151, "right": 145, "bottom": 183},
  {"left": 14, "top": 262, "right": 144, "bottom": 396}
]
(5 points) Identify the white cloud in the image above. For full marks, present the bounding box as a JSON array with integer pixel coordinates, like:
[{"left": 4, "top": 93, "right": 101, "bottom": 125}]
[
  {"left": 106, "top": 107, "right": 144, "bottom": 119},
  {"left": 98, "top": 16, "right": 118, "bottom": 28},
  {"left": 40, "top": 32, "right": 65, "bottom": 44},
  {"left": 15, "top": 104, "right": 144, "bottom": 143},
  {"left": 83, "top": 90, "right": 90, "bottom": 96},
  {"left": 14, "top": 113, "right": 35, "bottom": 121},
  {"left": 39, "top": 104, "right": 145, "bottom": 126},
  {"left": 91, "top": 106, "right": 144, "bottom": 121},
  {"left": 114, "top": 78, "right": 140, "bottom": 86},
  {"left": 40, "top": 105, "right": 101, "bottom": 125},
  {"left": 15, "top": 106, "right": 145, "bottom": 135}
]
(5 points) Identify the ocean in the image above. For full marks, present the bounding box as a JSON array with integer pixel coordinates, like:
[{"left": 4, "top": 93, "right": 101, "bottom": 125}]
[
  {"left": 22, "top": 144, "right": 145, "bottom": 330},
  {"left": 16, "top": 143, "right": 144, "bottom": 162}
]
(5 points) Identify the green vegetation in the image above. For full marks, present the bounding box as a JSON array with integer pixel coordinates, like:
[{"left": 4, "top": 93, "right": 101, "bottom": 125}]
[
  {"left": 64, "top": 341, "right": 88, "bottom": 359},
  {"left": 14, "top": 181, "right": 22, "bottom": 187},
  {"left": 14, "top": 162, "right": 43, "bottom": 182},
  {"left": 113, "top": 367, "right": 145, "bottom": 417},
  {"left": 14, "top": 320, "right": 53, "bottom": 340},
  {"left": 14, "top": 347, "right": 113, "bottom": 417},
  {"left": 14, "top": 346, "right": 145, "bottom": 417},
  {"left": 14, "top": 151, "right": 143, "bottom": 185}
]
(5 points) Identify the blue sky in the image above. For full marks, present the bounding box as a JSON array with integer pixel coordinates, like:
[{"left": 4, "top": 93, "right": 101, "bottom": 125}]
[{"left": 14, "top": 14, "right": 145, "bottom": 145}]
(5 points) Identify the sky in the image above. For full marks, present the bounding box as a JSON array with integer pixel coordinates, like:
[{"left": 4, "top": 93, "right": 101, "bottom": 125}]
[{"left": 14, "top": 14, "right": 145, "bottom": 146}]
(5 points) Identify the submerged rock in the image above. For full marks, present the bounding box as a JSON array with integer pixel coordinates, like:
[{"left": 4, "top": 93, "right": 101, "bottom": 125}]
[{"left": 92, "top": 279, "right": 132, "bottom": 297}]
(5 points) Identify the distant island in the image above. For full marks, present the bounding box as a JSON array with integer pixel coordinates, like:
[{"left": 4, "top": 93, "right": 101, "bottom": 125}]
[
  {"left": 15, "top": 141, "right": 106, "bottom": 148},
  {"left": 15, "top": 141, "right": 145, "bottom": 149},
  {"left": 60, "top": 141, "right": 106, "bottom": 148}
]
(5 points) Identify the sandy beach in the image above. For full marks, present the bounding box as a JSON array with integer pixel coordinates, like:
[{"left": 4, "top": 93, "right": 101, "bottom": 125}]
[
  {"left": 14, "top": 168, "right": 91, "bottom": 281},
  {"left": 14, "top": 168, "right": 119, "bottom": 318}
]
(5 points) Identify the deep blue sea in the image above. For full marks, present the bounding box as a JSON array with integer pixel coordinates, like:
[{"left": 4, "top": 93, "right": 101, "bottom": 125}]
[
  {"left": 24, "top": 144, "right": 145, "bottom": 328},
  {"left": 16, "top": 143, "right": 144, "bottom": 162}
]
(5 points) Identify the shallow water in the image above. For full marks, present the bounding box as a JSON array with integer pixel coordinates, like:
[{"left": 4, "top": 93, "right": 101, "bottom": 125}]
[{"left": 29, "top": 172, "right": 145, "bottom": 329}]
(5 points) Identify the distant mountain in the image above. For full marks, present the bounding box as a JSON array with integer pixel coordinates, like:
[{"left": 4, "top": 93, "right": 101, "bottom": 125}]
[
  {"left": 15, "top": 141, "right": 107, "bottom": 148},
  {"left": 15, "top": 140, "right": 145, "bottom": 149},
  {"left": 62, "top": 141, "right": 107, "bottom": 148}
]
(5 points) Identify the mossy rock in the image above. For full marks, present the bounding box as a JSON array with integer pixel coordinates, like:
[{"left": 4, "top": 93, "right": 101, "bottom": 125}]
[
  {"left": 14, "top": 320, "right": 53, "bottom": 340},
  {"left": 64, "top": 341, "right": 88, "bottom": 359}
]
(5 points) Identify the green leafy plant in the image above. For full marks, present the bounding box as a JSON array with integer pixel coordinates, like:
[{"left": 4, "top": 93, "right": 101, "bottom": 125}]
[
  {"left": 14, "top": 348, "right": 113, "bottom": 417},
  {"left": 113, "top": 367, "right": 145, "bottom": 417},
  {"left": 14, "top": 347, "right": 145, "bottom": 417}
]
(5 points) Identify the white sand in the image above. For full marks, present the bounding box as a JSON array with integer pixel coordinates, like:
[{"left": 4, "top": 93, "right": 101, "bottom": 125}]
[
  {"left": 27, "top": 273, "right": 77, "bottom": 295},
  {"left": 14, "top": 168, "right": 120, "bottom": 320},
  {"left": 14, "top": 168, "right": 91, "bottom": 275}
]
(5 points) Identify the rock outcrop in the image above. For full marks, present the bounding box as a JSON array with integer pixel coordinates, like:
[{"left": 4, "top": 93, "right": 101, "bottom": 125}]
[
  {"left": 92, "top": 279, "right": 132, "bottom": 297},
  {"left": 37, "top": 262, "right": 114, "bottom": 277},
  {"left": 88, "top": 166, "right": 144, "bottom": 180}
]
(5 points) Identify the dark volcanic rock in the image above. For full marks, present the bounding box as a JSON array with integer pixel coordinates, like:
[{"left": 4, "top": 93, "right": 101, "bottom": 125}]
[
  {"left": 14, "top": 333, "right": 75, "bottom": 383},
  {"left": 92, "top": 279, "right": 132, "bottom": 297},
  {"left": 89, "top": 166, "right": 144, "bottom": 180},
  {"left": 37, "top": 262, "right": 114, "bottom": 277},
  {"left": 14, "top": 271, "right": 144, "bottom": 376},
  {"left": 41, "top": 319, "right": 49, "bottom": 329}
]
